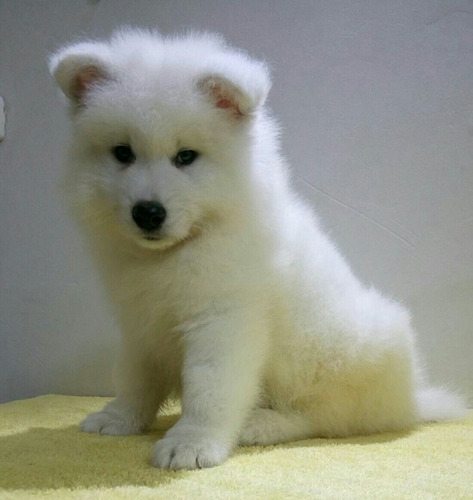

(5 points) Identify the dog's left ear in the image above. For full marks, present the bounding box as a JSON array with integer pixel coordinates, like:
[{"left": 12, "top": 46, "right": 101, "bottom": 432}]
[
  {"left": 48, "top": 42, "right": 112, "bottom": 106},
  {"left": 197, "top": 56, "right": 271, "bottom": 118}
]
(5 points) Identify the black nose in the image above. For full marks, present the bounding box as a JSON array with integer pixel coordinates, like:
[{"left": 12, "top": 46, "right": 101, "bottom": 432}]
[{"left": 131, "top": 201, "right": 167, "bottom": 232}]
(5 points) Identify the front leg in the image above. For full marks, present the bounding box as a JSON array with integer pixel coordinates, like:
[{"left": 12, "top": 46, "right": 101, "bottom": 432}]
[
  {"left": 151, "top": 307, "right": 267, "bottom": 469},
  {"left": 80, "top": 340, "right": 170, "bottom": 435}
]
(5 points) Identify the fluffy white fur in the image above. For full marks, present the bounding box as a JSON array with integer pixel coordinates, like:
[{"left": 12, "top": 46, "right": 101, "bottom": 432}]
[{"left": 49, "top": 28, "right": 465, "bottom": 470}]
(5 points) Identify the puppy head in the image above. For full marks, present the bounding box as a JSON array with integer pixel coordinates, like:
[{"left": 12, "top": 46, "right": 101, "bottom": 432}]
[{"left": 50, "top": 29, "right": 271, "bottom": 251}]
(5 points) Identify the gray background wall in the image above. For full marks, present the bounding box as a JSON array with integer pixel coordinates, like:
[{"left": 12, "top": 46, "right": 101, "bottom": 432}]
[{"left": 1, "top": 0, "right": 472, "bottom": 404}]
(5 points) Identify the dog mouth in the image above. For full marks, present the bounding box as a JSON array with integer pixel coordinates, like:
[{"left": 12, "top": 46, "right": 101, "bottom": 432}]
[
  {"left": 138, "top": 232, "right": 167, "bottom": 246},
  {"left": 136, "top": 225, "right": 202, "bottom": 249},
  {"left": 142, "top": 234, "right": 161, "bottom": 241}
]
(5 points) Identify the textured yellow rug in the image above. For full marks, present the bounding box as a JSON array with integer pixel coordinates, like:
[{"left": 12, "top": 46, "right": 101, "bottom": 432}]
[{"left": 0, "top": 395, "right": 471, "bottom": 499}]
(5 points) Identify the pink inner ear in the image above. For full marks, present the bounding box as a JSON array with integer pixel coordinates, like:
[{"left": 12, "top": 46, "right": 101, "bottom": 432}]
[
  {"left": 72, "top": 65, "right": 106, "bottom": 101},
  {"left": 211, "top": 86, "right": 243, "bottom": 117},
  {"left": 216, "top": 96, "right": 236, "bottom": 110}
]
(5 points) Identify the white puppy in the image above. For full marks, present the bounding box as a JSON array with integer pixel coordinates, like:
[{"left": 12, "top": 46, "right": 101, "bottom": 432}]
[{"left": 49, "top": 29, "right": 465, "bottom": 469}]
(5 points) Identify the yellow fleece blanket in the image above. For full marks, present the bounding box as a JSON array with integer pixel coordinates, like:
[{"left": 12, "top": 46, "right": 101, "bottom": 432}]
[{"left": 0, "top": 396, "right": 471, "bottom": 499}]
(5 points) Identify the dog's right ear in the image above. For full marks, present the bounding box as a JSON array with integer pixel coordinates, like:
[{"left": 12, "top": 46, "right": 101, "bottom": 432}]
[
  {"left": 49, "top": 42, "right": 112, "bottom": 105},
  {"left": 196, "top": 52, "right": 271, "bottom": 119}
]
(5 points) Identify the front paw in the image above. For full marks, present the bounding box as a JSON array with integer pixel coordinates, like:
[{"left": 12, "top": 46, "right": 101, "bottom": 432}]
[
  {"left": 80, "top": 408, "right": 146, "bottom": 436},
  {"left": 151, "top": 423, "right": 230, "bottom": 469}
]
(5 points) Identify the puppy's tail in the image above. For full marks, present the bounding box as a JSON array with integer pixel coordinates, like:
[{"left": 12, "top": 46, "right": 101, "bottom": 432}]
[{"left": 416, "top": 386, "right": 468, "bottom": 422}]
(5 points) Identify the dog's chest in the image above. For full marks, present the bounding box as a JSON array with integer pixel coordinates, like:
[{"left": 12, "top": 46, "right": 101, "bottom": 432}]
[{"left": 110, "top": 247, "right": 228, "bottom": 326}]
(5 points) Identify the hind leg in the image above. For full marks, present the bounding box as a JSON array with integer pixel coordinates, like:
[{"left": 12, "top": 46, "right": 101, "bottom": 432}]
[{"left": 238, "top": 408, "right": 314, "bottom": 446}]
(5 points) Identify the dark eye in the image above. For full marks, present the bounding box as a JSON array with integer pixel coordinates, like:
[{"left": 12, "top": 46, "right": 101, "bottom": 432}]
[
  {"left": 112, "top": 144, "right": 136, "bottom": 165},
  {"left": 175, "top": 149, "right": 198, "bottom": 167}
]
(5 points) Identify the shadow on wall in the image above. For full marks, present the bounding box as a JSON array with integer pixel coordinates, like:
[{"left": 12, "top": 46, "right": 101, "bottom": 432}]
[{"left": 53, "top": 344, "right": 117, "bottom": 397}]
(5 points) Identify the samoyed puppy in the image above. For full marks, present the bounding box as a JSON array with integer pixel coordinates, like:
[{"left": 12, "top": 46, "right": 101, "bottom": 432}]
[{"left": 49, "top": 28, "right": 465, "bottom": 469}]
